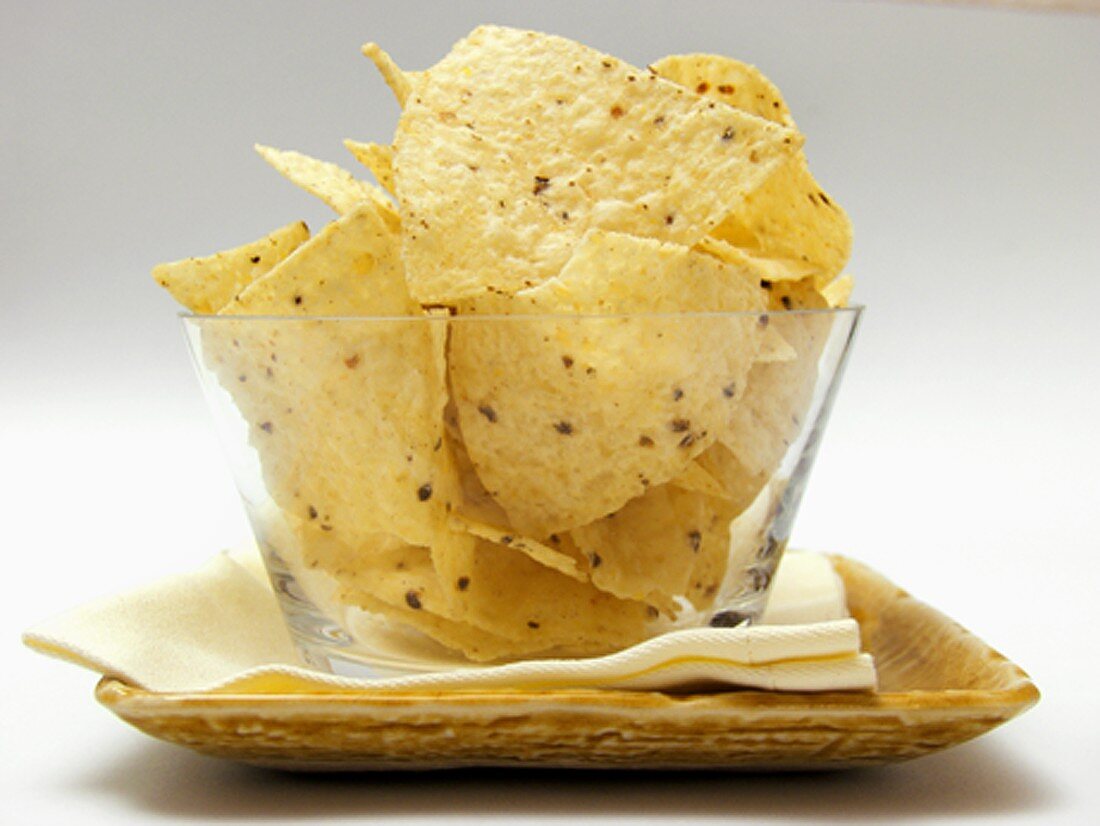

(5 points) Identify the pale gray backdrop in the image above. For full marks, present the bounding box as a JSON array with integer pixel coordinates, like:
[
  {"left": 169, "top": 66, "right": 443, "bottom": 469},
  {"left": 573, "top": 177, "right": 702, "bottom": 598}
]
[{"left": 3, "top": 2, "right": 1099, "bottom": 823}]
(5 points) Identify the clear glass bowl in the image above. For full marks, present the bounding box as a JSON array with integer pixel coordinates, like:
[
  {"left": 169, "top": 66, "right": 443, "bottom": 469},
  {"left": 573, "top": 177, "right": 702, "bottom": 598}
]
[{"left": 184, "top": 307, "right": 861, "bottom": 676}]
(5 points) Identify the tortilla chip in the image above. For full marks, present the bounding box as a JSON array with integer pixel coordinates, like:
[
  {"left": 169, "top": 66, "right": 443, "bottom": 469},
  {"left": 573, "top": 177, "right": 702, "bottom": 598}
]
[
  {"left": 344, "top": 139, "right": 396, "bottom": 195},
  {"left": 255, "top": 144, "right": 399, "bottom": 230},
  {"left": 292, "top": 524, "right": 456, "bottom": 618},
  {"left": 710, "top": 153, "right": 852, "bottom": 287},
  {"left": 721, "top": 279, "right": 831, "bottom": 477},
  {"left": 345, "top": 591, "right": 522, "bottom": 662},
  {"left": 693, "top": 236, "right": 817, "bottom": 283},
  {"left": 226, "top": 203, "right": 410, "bottom": 316},
  {"left": 451, "top": 515, "right": 585, "bottom": 582},
  {"left": 683, "top": 497, "right": 740, "bottom": 610},
  {"left": 568, "top": 483, "right": 720, "bottom": 612},
  {"left": 201, "top": 206, "right": 451, "bottom": 548},
  {"left": 670, "top": 460, "right": 729, "bottom": 500},
  {"left": 648, "top": 54, "right": 796, "bottom": 128},
  {"left": 821, "top": 273, "right": 855, "bottom": 308},
  {"left": 449, "top": 230, "right": 764, "bottom": 535},
  {"left": 152, "top": 221, "right": 309, "bottom": 314},
  {"left": 653, "top": 55, "right": 851, "bottom": 286},
  {"left": 395, "top": 25, "right": 801, "bottom": 302},
  {"left": 430, "top": 529, "right": 651, "bottom": 653},
  {"left": 361, "top": 42, "right": 416, "bottom": 108},
  {"left": 693, "top": 441, "right": 772, "bottom": 514}
]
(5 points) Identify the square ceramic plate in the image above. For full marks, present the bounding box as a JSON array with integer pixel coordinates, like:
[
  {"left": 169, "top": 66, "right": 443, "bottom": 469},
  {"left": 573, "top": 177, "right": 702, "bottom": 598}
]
[{"left": 96, "top": 556, "right": 1038, "bottom": 770}]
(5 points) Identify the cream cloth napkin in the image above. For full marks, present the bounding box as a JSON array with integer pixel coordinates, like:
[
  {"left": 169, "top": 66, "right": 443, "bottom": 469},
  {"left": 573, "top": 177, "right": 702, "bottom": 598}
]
[{"left": 24, "top": 549, "right": 875, "bottom": 694}]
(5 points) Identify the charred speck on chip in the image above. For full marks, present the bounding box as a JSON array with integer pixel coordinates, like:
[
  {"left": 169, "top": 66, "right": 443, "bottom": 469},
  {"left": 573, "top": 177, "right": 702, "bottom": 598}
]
[
  {"left": 710, "top": 610, "right": 750, "bottom": 628},
  {"left": 720, "top": 126, "right": 735, "bottom": 141},
  {"left": 669, "top": 418, "right": 691, "bottom": 432},
  {"left": 405, "top": 590, "right": 423, "bottom": 610},
  {"left": 638, "top": 434, "right": 654, "bottom": 447},
  {"left": 589, "top": 552, "right": 602, "bottom": 568},
  {"left": 687, "top": 530, "right": 702, "bottom": 552},
  {"left": 433, "top": 438, "right": 442, "bottom": 451},
  {"left": 781, "top": 295, "right": 793, "bottom": 310},
  {"left": 678, "top": 433, "right": 695, "bottom": 448},
  {"left": 308, "top": 505, "right": 318, "bottom": 520},
  {"left": 456, "top": 576, "right": 470, "bottom": 591},
  {"left": 549, "top": 534, "right": 561, "bottom": 544},
  {"left": 554, "top": 420, "right": 574, "bottom": 435},
  {"left": 527, "top": 620, "right": 540, "bottom": 629},
  {"left": 695, "top": 82, "right": 710, "bottom": 93},
  {"left": 820, "top": 192, "right": 832, "bottom": 206},
  {"left": 249, "top": 255, "right": 261, "bottom": 263},
  {"left": 718, "top": 84, "right": 735, "bottom": 94},
  {"left": 320, "top": 524, "right": 333, "bottom": 532},
  {"left": 500, "top": 535, "right": 513, "bottom": 545},
  {"left": 646, "top": 605, "right": 660, "bottom": 619},
  {"left": 561, "top": 355, "right": 574, "bottom": 368},
  {"left": 344, "top": 354, "right": 361, "bottom": 369},
  {"left": 259, "top": 421, "right": 274, "bottom": 433},
  {"left": 417, "top": 483, "right": 433, "bottom": 502},
  {"left": 664, "top": 213, "right": 675, "bottom": 225},
  {"left": 722, "top": 383, "right": 737, "bottom": 398},
  {"left": 533, "top": 175, "right": 551, "bottom": 196},
  {"left": 477, "top": 404, "right": 498, "bottom": 423},
  {"left": 610, "top": 105, "right": 624, "bottom": 118},
  {"left": 293, "top": 295, "right": 303, "bottom": 305}
]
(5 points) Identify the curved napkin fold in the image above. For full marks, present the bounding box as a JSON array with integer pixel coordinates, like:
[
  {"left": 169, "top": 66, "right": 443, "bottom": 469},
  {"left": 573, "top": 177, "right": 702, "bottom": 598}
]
[{"left": 24, "top": 549, "right": 875, "bottom": 694}]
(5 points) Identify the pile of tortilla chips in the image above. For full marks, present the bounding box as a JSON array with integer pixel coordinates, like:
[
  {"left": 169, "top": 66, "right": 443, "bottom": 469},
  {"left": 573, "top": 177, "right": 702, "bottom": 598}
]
[{"left": 154, "top": 26, "right": 854, "bottom": 661}]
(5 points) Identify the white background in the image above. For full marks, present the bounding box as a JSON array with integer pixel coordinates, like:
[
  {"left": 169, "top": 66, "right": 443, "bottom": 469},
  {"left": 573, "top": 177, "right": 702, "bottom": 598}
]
[{"left": 3, "top": 1, "right": 1098, "bottom": 823}]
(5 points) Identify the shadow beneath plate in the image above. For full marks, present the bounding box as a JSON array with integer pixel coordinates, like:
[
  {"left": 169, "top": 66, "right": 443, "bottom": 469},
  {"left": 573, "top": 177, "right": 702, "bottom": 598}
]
[{"left": 66, "top": 733, "right": 1060, "bottom": 822}]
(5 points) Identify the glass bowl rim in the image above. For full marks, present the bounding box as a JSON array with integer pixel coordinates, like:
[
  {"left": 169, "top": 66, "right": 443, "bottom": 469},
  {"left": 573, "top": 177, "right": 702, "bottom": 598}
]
[{"left": 180, "top": 305, "right": 863, "bottom": 324}]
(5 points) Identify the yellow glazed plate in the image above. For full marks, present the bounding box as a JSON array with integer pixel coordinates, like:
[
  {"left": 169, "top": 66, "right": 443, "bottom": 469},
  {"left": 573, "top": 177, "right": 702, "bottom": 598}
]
[{"left": 96, "top": 556, "right": 1038, "bottom": 770}]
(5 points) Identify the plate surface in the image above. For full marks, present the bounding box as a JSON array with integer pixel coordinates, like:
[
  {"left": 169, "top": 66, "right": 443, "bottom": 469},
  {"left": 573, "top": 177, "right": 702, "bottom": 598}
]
[{"left": 96, "top": 556, "right": 1038, "bottom": 770}]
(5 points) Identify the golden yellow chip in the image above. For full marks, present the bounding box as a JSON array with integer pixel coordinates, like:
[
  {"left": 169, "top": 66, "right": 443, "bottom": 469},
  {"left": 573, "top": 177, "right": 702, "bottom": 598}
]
[
  {"left": 152, "top": 221, "right": 309, "bottom": 314},
  {"left": 292, "top": 524, "right": 455, "bottom": 618},
  {"left": 648, "top": 54, "right": 796, "bottom": 128},
  {"left": 361, "top": 42, "right": 417, "bottom": 108},
  {"left": 568, "top": 484, "right": 716, "bottom": 612},
  {"left": 395, "top": 25, "right": 801, "bottom": 303},
  {"left": 202, "top": 206, "right": 452, "bottom": 548},
  {"left": 226, "top": 203, "right": 409, "bottom": 316},
  {"left": 653, "top": 54, "right": 851, "bottom": 286},
  {"left": 345, "top": 591, "right": 522, "bottom": 662},
  {"left": 821, "top": 273, "right": 855, "bottom": 308},
  {"left": 451, "top": 516, "right": 584, "bottom": 582},
  {"left": 430, "top": 529, "right": 651, "bottom": 654},
  {"left": 693, "top": 441, "right": 772, "bottom": 515},
  {"left": 721, "top": 278, "right": 830, "bottom": 477},
  {"left": 683, "top": 497, "right": 740, "bottom": 610},
  {"left": 669, "top": 460, "right": 729, "bottom": 500},
  {"left": 255, "top": 144, "right": 399, "bottom": 230},
  {"left": 694, "top": 236, "right": 817, "bottom": 283},
  {"left": 344, "top": 139, "right": 396, "bottom": 195},
  {"left": 449, "top": 230, "right": 764, "bottom": 536}
]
